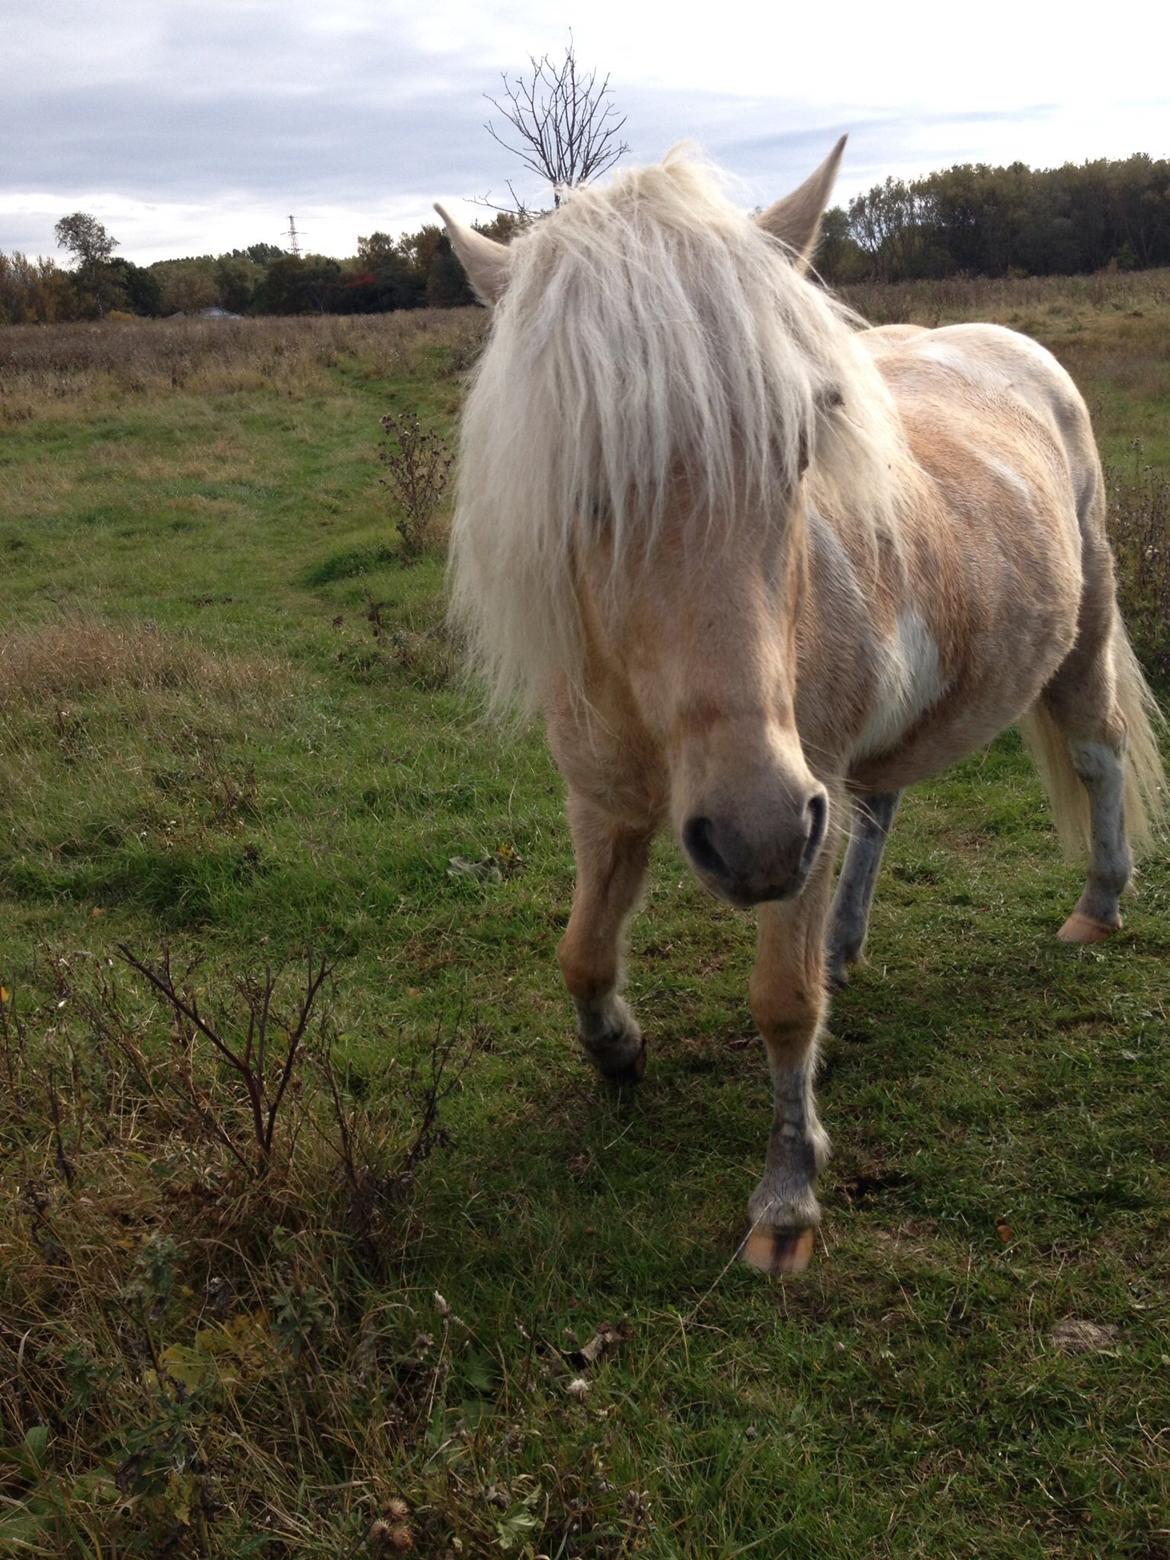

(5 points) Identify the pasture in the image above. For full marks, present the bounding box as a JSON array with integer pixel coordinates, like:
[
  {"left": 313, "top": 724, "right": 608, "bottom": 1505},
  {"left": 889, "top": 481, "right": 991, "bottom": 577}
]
[{"left": 1, "top": 273, "right": 1168, "bottom": 1557}]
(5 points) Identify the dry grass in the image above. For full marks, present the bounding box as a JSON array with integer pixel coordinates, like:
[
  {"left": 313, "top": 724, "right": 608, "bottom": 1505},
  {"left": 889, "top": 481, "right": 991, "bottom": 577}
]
[
  {"left": 0, "top": 619, "right": 284, "bottom": 713},
  {"left": 1106, "top": 462, "right": 1170, "bottom": 677},
  {"left": 0, "top": 310, "right": 487, "bottom": 422},
  {"left": 839, "top": 266, "right": 1170, "bottom": 329}
]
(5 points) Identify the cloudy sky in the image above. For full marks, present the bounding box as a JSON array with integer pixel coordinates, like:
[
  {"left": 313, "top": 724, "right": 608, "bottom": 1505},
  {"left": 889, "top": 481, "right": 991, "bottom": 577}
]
[{"left": 2, "top": 0, "right": 1166, "bottom": 265}]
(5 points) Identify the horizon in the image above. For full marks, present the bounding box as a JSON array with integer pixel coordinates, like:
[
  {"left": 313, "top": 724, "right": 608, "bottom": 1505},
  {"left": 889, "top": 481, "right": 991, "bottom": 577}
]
[{"left": 10, "top": 143, "right": 1170, "bottom": 273}]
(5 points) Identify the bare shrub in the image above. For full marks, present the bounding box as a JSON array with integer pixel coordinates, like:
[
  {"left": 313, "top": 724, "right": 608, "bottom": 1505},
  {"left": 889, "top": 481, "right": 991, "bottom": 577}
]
[
  {"left": 335, "top": 597, "right": 457, "bottom": 690},
  {"left": 0, "top": 949, "right": 477, "bottom": 1552},
  {"left": 115, "top": 946, "right": 335, "bottom": 1177},
  {"left": 378, "top": 412, "right": 453, "bottom": 558}
]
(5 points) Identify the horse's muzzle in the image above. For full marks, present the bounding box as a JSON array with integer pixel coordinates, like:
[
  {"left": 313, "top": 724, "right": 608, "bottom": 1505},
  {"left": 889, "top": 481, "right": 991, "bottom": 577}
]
[{"left": 683, "top": 788, "right": 828, "bottom": 905}]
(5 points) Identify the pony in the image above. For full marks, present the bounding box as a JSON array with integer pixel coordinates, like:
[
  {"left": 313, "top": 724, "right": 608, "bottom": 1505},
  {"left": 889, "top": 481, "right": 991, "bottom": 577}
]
[{"left": 435, "top": 139, "right": 1166, "bottom": 1274}]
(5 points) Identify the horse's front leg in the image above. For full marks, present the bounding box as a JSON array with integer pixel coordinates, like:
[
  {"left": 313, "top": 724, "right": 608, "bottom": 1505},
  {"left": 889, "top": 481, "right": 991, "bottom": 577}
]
[
  {"left": 557, "top": 792, "right": 655, "bottom": 1085},
  {"left": 742, "top": 852, "right": 836, "bottom": 1275}
]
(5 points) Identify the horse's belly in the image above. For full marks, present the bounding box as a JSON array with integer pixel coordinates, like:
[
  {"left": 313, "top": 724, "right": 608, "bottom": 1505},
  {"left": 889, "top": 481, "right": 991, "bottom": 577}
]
[{"left": 847, "top": 625, "right": 1077, "bottom": 792}]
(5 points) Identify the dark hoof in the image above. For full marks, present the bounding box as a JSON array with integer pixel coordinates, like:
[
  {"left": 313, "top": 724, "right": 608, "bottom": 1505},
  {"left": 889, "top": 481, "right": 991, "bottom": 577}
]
[
  {"left": 592, "top": 1036, "right": 646, "bottom": 1088},
  {"left": 740, "top": 1224, "right": 816, "bottom": 1275}
]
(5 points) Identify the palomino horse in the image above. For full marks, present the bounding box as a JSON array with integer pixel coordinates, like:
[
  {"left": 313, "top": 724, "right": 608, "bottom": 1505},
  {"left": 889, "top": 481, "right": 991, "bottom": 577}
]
[{"left": 436, "top": 141, "right": 1165, "bottom": 1274}]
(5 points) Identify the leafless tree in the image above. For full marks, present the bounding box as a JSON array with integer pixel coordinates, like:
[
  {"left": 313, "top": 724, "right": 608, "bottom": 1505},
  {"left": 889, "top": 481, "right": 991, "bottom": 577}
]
[{"left": 484, "top": 38, "right": 629, "bottom": 212}]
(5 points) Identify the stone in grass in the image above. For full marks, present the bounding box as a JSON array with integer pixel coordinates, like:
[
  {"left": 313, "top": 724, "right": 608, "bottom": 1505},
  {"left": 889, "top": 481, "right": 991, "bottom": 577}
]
[{"left": 1051, "top": 1317, "right": 1121, "bottom": 1353}]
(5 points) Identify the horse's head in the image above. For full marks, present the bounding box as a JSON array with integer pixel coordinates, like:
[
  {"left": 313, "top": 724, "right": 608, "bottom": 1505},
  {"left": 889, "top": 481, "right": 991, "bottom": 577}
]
[{"left": 439, "top": 143, "right": 857, "bottom": 906}]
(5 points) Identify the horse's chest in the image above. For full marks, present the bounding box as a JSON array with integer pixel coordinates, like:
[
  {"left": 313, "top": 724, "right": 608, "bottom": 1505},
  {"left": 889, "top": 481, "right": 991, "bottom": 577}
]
[{"left": 849, "top": 609, "right": 947, "bottom": 766}]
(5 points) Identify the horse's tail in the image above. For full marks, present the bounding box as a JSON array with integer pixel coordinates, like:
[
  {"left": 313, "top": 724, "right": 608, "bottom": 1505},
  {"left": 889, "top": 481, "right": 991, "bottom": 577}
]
[
  {"left": 1020, "top": 624, "right": 1166, "bottom": 861},
  {"left": 1113, "top": 623, "right": 1168, "bottom": 855}
]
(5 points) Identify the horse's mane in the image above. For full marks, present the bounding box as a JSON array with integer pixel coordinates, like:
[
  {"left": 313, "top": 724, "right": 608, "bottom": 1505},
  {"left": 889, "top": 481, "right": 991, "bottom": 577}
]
[{"left": 450, "top": 148, "right": 906, "bottom": 714}]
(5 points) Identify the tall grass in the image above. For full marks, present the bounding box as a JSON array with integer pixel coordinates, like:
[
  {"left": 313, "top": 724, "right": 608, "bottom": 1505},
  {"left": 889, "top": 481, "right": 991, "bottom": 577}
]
[
  {"left": 0, "top": 310, "right": 487, "bottom": 422},
  {"left": 839, "top": 265, "right": 1170, "bottom": 328}
]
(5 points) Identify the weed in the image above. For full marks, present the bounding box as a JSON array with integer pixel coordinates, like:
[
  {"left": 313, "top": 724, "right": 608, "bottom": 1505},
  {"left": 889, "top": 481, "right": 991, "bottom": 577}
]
[{"left": 378, "top": 411, "right": 453, "bottom": 559}]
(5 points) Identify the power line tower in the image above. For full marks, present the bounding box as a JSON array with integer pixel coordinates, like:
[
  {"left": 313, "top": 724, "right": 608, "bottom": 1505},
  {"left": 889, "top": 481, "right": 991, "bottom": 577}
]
[{"left": 284, "top": 215, "right": 302, "bottom": 258}]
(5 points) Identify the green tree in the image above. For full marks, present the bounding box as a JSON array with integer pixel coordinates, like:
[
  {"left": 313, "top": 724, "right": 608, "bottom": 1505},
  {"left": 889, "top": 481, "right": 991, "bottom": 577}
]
[
  {"left": 254, "top": 255, "right": 342, "bottom": 315},
  {"left": 0, "top": 252, "right": 76, "bottom": 324},
  {"left": 214, "top": 255, "right": 262, "bottom": 313},
  {"left": 241, "top": 242, "right": 286, "bottom": 266},
  {"left": 153, "top": 259, "right": 218, "bottom": 314},
  {"left": 54, "top": 211, "right": 119, "bottom": 315},
  {"left": 426, "top": 235, "right": 474, "bottom": 307},
  {"left": 814, "top": 207, "right": 868, "bottom": 285},
  {"left": 107, "top": 257, "right": 163, "bottom": 316}
]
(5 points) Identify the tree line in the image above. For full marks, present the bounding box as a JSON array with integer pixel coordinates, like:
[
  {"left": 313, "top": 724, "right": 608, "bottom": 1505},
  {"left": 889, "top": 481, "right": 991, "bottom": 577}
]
[
  {"left": 818, "top": 152, "right": 1170, "bottom": 284},
  {"left": 0, "top": 214, "right": 520, "bottom": 326},
  {"left": 3, "top": 151, "right": 1169, "bottom": 325}
]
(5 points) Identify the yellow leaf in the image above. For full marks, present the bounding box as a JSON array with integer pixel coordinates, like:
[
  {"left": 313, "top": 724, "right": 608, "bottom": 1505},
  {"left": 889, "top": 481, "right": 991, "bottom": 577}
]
[{"left": 159, "top": 1343, "right": 219, "bottom": 1392}]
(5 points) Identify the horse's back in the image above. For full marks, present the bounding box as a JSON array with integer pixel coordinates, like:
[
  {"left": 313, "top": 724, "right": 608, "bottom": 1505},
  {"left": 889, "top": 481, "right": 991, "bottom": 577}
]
[{"left": 862, "top": 320, "right": 1102, "bottom": 528}]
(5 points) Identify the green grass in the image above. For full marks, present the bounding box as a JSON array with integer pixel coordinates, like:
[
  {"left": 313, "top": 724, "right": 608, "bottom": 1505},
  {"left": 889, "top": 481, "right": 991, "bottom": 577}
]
[{"left": 0, "top": 302, "right": 1168, "bottom": 1558}]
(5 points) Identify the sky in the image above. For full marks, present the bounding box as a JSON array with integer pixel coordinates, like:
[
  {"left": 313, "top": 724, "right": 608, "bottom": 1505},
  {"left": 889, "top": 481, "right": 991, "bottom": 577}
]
[{"left": 2, "top": 0, "right": 1167, "bottom": 265}]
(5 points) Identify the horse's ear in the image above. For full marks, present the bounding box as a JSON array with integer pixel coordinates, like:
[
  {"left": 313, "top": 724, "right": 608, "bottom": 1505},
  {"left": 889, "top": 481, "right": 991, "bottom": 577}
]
[
  {"left": 756, "top": 135, "right": 847, "bottom": 269},
  {"left": 434, "top": 204, "right": 512, "bottom": 306}
]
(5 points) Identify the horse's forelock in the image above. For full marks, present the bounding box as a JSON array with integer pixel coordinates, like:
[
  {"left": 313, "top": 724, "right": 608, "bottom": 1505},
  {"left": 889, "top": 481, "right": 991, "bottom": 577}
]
[{"left": 449, "top": 154, "right": 904, "bottom": 715}]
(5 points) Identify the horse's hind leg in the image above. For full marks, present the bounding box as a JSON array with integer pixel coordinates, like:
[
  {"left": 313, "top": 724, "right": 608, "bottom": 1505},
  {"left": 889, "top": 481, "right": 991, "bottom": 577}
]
[
  {"left": 557, "top": 792, "right": 654, "bottom": 1083},
  {"left": 827, "top": 790, "right": 901, "bottom": 987},
  {"left": 1056, "top": 722, "right": 1131, "bottom": 944},
  {"left": 1033, "top": 629, "right": 1132, "bottom": 945}
]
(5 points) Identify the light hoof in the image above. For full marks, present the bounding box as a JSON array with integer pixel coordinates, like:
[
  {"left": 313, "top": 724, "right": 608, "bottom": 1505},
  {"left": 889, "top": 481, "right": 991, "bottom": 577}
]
[
  {"left": 740, "top": 1224, "right": 816, "bottom": 1276},
  {"left": 1057, "top": 911, "right": 1120, "bottom": 944}
]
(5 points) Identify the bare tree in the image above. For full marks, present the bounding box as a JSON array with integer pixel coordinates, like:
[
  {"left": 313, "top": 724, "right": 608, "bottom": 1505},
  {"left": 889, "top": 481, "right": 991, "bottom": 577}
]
[{"left": 485, "top": 38, "right": 629, "bottom": 212}]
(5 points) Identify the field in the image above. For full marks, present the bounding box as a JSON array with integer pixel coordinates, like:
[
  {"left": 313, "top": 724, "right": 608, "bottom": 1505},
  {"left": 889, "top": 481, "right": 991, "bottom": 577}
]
[{"left": 1, "top": 271, "right": 1168, "bottom": 1557}]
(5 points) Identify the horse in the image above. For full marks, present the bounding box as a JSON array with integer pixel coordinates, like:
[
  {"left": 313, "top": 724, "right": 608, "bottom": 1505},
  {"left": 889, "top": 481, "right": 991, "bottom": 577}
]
[{"left": 434, "top": 140, "right": 1166, "bottom": 1275}]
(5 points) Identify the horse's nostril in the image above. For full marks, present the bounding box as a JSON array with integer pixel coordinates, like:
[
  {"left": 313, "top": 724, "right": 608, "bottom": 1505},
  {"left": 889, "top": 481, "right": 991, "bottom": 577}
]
[
  {"left": 684, "top": 815, "right": 727, "bottom": 880},
  {"left": 803, "top": 792, "right": 828, "bottom": 865}
]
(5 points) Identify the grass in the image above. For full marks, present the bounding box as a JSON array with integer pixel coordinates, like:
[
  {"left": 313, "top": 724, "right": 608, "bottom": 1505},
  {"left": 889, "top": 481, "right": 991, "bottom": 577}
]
[{"left": 0, "top": 294, "right": 1168, "bottom": 1557}]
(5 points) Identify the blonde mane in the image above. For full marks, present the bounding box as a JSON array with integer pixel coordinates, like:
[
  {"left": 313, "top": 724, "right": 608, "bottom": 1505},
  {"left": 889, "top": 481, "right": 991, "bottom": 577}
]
[{"left": 449, "top": 150, "right": 905, "bottom": 713}]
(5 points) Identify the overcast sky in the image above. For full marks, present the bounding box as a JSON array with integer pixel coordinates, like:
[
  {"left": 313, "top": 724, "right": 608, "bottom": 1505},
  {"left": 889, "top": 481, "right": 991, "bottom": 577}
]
[{"left": 2, "top": 0, "right": 1167, "bottom": 265}]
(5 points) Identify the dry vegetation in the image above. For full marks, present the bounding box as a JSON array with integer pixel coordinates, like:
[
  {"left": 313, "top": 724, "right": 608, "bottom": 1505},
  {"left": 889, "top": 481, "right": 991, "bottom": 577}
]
[
  {"left": 838, "top": 264, "right": 1170, "bottom": 329},
  {"left": 0, "top": 620, "right": 284, "bottom": 712},
  {"left": 1, "top": 949, "right": 476, "bottom": 1555},
  {"left": 0, "top": 310, "right": 487, "bottom": 423}
]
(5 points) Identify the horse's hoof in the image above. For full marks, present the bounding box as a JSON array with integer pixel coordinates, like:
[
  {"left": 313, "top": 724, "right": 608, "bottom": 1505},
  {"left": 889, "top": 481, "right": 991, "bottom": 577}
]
[
  {"left": 1057, "top": 912, "right": 1120, "bottom": 944},
  {"left": 592, "top": 1037, "right": 646, "bottom": 1088},
  {"left": 740, "top": 1224, "right": 816, "bottom": 1276}
]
